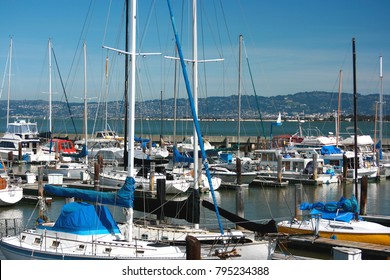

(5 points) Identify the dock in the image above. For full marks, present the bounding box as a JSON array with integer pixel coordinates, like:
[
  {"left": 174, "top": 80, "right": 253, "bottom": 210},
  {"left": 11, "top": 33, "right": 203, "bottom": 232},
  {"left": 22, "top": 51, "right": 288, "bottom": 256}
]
[
  {"left": 280, "top": 235, "right": 390, "bottom": 260},
  {"left": 251, "top": 177, "right": 289, "bottom": 187}
]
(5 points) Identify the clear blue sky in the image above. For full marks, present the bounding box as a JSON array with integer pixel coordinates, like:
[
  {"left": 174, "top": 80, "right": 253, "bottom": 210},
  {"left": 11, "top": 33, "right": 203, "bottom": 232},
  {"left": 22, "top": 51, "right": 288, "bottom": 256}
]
[{"left": 1, "top": 0, "right": 389, "bottom": 103}]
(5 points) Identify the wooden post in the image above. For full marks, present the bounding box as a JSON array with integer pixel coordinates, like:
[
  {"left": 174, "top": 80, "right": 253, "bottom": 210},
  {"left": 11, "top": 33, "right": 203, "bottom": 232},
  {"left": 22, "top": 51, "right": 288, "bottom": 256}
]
[
  {"left": 376, "top": 150, "right": 381, "bottom": 178},
  {"left": 312, "top": 153, "right": 318, "bottom": 181},
  {"left": 295, "top": 184, "right": 303, "bottom": 219},
  {"left": 18, "top": 142, "right": 22, "bottom": 161},
  {"left": 277, "top": 155, "right": 282, "bottom": 183},
  {"left": 236, "top": 157, "right": 242, "bottom": 185},
  {"left": 94, "top": 162, "right": 100, "bottom": 191},
  {"left": 186, "top": 235, "right": 201, "bottom": 260},
  {"left": 150, "top": 162, "right": 155, "bottom": 192},
  {"left": 157, "top": 178, "right": 166, "bottom": 221},
  {"left": 342, "top": 154, "right": 348, "bottom": 181},
  {"left": 38, "top": 166, "right": 43, "bottom": 197},
  {"left": 360, "top": 175, "right": 368, "bottom": 215},
  {"left": 236, "top": 184, "right": 244, "bottom": 230}
]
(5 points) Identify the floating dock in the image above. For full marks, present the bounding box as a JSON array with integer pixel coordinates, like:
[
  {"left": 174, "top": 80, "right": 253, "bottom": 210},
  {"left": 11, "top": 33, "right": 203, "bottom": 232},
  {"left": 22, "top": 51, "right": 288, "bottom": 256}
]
[{"left": 280, "top": 235, "right": 390, "bottom": 260}]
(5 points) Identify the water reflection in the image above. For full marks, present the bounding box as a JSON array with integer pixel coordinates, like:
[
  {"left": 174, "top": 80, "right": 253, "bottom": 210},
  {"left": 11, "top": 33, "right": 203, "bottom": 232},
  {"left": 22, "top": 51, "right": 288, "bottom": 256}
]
[{"left": 0, "top": 180, "right": 389, "bottom": 237}]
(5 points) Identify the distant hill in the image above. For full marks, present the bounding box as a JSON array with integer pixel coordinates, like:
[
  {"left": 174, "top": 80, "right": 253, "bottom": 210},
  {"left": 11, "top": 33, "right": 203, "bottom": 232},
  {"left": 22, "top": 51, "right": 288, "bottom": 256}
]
[{"left": 0, "top": 91, "right": 386, "bottom": 120}]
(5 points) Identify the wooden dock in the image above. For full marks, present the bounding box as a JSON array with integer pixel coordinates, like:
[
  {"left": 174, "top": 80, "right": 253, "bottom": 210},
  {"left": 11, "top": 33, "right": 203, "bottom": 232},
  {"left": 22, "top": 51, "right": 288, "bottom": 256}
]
[
  {"left": 281, "top": 235, "right": 390, "bottom": 260},
  {"left": 251, "top": 178, "right": 289, "bottom": 187}
]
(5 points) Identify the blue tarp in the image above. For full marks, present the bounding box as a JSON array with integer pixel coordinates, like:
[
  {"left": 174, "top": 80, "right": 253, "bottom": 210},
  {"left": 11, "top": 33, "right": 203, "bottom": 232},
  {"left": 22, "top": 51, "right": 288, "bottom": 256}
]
[
  {"left": 135, "top": 135, "right": 156, "bottom": 148},
  {"left": 320, "top": 145, "right": 342, "bottom": 155},
  {"left": 43, "top": 202, "right": 121, "bottom": 235},
  {"left": 299, "top": 195, "right": 359, "bottom": 222},
  {"left": 44, "top": 176, "right": 135, "bottom": 208},
  {"left": 173, "top": 146, "right": 194, "bottom": 163}
]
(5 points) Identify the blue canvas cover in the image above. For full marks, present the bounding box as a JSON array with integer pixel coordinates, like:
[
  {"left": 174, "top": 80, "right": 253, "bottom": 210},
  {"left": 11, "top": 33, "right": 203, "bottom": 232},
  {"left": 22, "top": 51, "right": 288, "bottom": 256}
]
[
  {"left": 299, "top": 195, "right": 359, "bottom": 222},
  {"left": 44, "top": 177, "right": 135, "bottom": 208},
  {"left": 173, "top": 146, "right": 194, "bottom": 163},
  {"left": 320, "top": 145, "right": 342, "bottom": 155},
  {"left": 44, "top": 202, "right": 120, "bottom": 235}
]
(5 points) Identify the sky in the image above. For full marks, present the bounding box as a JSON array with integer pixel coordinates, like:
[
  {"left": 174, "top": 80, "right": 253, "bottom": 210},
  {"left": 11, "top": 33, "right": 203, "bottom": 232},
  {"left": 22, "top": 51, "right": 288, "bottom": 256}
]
[{"left": 1, "top": 0, "right": 389, "bottom": 103}]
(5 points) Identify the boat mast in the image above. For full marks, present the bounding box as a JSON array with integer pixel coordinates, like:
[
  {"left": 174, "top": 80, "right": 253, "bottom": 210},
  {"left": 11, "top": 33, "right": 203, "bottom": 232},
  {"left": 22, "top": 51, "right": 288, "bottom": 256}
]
[
  {"left": 49, "top": 39, "right": 52, "bottom": 135},
  {"left": 336, "top": 69, "right": 342, "bottom": 147},
  {"left": 352, "top": 38, "right": 358, "bottom": 204},
  {"left": 237, "top": 34, "right": 242, "bottom": 153},
  {"left": 123, "top": 0, "right": 137, "bottom": 242},
  {"left": 6, "top": 37, "right": 12, "bottom": 128},
  {"left": 123, "top": 0, "right": 130, "bottom": 169},
  {"left": 379, "top": 55, "right": 383, "bottom": 158},
  {"left": 192, "top": 0, "right": 200, "bottom": 197},
  {"left": 83, "top": 42, "right": 88, "bottom": 166},
  {"left": 105, "top": 56, "right": 109, "bottom": 131}
]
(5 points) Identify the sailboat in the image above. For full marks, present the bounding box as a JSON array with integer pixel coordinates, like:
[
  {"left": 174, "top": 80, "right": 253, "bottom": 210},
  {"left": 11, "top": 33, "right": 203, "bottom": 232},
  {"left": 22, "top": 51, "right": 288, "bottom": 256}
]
[
  {"left": 0, "top": 1, "right": 186, "bottom": 260},
  {"left": 277, "top": 38, "right": 390, "bottom": 246}
]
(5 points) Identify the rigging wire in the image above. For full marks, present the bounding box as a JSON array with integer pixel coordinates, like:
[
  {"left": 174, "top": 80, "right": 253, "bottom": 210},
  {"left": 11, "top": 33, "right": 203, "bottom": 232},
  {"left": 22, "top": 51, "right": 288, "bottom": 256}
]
[
  {"left": 51, "top": 48, "right": 78, "bottom": 137},
  {"left": 242, "top": 39, "right": 267, "bottom": 139}
]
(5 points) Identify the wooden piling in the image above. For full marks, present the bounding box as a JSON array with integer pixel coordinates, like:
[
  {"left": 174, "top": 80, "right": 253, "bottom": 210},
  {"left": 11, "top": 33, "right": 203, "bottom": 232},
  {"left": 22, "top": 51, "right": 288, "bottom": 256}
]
[
  {"left": 313, "top": 153, "right": 318, "bottom": 180},
  {"left": 236, "top": 157, "right": 242, "bottom": 185},
  {"left": 277, "top": 155, "right": 282, "bottom": 183},
  {"left": 235, "top": 184, "right": 244, "bottom": 230},
  {"left": 150, "top": 162, "right": 155, "bottom": 191},
  {"left": 360, "top": 175, "right": 368, "bottom": 215},
  {"left": 295, "top": 184, "right": 303, "bottom": 218},
  {"left": 157, "top": 178, "right": 166, "bottom": 221},
  {"left": 94, "top": 162, "right": 100, "bottom": 191},
  {"left": 186, "top": 235, "right": 201, "bottom": 260}
]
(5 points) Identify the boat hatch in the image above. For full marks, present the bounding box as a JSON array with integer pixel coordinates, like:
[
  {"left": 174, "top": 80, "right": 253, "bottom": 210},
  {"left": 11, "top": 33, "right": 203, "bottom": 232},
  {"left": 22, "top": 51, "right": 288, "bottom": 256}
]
[{"left": 51, "top": 241, "right": 60, "bottom": 248}]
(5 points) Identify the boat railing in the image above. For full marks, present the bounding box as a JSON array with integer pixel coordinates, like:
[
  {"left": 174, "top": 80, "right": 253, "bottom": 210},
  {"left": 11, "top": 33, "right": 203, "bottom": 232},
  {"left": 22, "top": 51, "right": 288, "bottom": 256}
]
[{"left": 0, "top": 218, "right": 23, "bottom": 238}]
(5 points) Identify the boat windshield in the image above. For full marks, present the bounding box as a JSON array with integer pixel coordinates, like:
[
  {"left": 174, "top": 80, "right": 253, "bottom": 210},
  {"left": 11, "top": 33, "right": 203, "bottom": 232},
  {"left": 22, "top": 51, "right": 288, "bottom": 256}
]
[{"left": 7, "top": 121, "right": 38, "bottom": 135}]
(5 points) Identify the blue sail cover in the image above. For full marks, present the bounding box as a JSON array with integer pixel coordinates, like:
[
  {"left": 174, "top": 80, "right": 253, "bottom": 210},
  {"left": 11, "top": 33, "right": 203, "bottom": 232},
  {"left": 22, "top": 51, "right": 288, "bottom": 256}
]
[
  {"left": 173, "top": 146, "right": 194, "bottom": 163},
  {"left": 42, "top": 202, "right": 121, "bottom": 235},
  {"left": 44, "top": 177, "right": 135, "bottom": 208},
  {"left": 299, "top": 195, "right": 359, "bottom": 222}
]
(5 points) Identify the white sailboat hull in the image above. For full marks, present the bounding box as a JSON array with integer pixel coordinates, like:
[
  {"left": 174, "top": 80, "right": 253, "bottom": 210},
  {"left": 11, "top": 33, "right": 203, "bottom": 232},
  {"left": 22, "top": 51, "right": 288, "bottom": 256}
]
[{"left": 0, "top": 186, "right": 23, "bottom": 206}]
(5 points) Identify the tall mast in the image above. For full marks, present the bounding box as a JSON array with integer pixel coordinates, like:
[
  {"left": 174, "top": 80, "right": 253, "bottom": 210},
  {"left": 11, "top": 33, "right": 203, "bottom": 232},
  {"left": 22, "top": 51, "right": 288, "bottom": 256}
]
[
  {"left": 192, "top": 0, "right": 200, "bottom": 229},
  {"left": 238, "top": 34, "right": 243, "bottom": 153},
  {"left": 6, "top": 37, "right": 12, "bottom": 128},
  {"left": 336, "top": 69, "right": 342, "bottom": 146},
  {"left": 123, "top": 0, "right": 130, "bottom": 169},
  {"left": 128, "top": 0, "right": 136, "bottom": 179},
  {"left": 379, "top": 55, "right": 383, "bottom": 158},
  {"left": 192, "top": 0, "right": 199, "bottom": 195},
  {"left": 352, "top": 38, "right": 358, "bottom": 204},
  {"left": 105, "top": 56, "right": 109, "bottom": 131},
  {"left": 48, "top": 39, "right": 52, "bottom": 135},
  {"left": 83, "top": 42, "right": 88, "bottom": 165}
]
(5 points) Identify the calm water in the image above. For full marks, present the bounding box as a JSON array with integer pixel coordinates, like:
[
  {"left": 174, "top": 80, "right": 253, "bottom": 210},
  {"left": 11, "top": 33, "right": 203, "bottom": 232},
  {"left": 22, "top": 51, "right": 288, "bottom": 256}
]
[{"left": 1, "top": 180, "right": 389, "bottom": 237}]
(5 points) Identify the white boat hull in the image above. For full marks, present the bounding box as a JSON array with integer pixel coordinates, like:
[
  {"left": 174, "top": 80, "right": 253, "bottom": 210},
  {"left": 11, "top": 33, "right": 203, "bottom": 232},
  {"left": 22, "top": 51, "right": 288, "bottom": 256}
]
[{"left": 0, "top": 187, "right": 23, "bottom": 206}]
